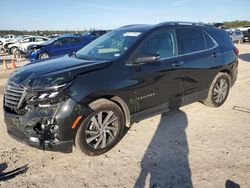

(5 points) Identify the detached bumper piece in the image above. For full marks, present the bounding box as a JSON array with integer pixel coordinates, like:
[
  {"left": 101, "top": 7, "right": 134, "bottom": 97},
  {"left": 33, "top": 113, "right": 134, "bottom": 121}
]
[{"left": 0, "top": 164, "right": 29, "bottom": 181}]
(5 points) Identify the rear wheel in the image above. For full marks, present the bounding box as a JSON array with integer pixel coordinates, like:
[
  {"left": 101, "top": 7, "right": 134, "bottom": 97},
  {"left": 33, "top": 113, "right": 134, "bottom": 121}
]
[
  {"left": 75, "top": 99, "right": 125, "bottom": 156},
  {"left": 203, "top": 72, "right": 231, "bottom": 107},
  {"left": 39, "top": 52, "right": 49, "bottom": 59}
]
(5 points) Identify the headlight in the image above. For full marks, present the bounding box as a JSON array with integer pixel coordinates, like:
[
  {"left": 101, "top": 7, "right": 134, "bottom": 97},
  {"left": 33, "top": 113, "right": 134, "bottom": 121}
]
[
  {"left": 38, "top": 91, "right": 60, "bottom": 99},
  {"left": 29, "top": 83, "right": 70, "bottom": 106}
]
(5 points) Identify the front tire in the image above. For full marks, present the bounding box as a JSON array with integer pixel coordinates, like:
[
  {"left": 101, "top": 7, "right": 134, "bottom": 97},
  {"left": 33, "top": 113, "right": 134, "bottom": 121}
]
[
  {"left": 39, "top": 52, "right": 49, "bottom": 59},
  {"left": 10, "top": 46, "right": 18, "bottom": 54},
  {"left": 75, "top": 99, "right": 125, "bottom": 156},
  {"left": 203, "top": 72, "right": 231, "bottom": 107}
]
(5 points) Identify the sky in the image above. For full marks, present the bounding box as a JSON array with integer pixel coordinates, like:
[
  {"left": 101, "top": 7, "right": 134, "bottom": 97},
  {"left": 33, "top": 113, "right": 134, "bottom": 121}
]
[{"left": 1, "top": 0, "right": 250, "bottom": 30}]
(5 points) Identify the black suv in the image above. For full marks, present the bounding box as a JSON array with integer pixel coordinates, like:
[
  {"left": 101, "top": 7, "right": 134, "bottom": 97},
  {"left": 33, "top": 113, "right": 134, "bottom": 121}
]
[{"left": 4, "top": 22, "right": 238, "bottom": 155}]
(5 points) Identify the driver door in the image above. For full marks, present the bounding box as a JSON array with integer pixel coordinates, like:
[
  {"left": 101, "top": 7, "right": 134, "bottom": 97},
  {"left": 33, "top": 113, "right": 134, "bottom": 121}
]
[{"left": 130, "top": 28, "right": 185, "bottom": 113}]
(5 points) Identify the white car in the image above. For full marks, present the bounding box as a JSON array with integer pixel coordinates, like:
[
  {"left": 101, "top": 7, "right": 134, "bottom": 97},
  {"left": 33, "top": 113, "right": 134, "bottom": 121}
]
[
  {"left": 0, "top": 35, "right": 16, "bottom": 46},
  {"left": 238, "top": 26, "right": 250, "bottom": 42},
  {"left": 8, "top": 36, "right": 49, "bottom": 53},
  {"left": 227, "top": 30, "right": 244, "bottom": 43}
]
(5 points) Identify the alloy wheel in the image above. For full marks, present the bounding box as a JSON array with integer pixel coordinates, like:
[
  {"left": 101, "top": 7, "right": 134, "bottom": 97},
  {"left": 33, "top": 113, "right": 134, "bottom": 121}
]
[
  {"left": 85, "top": 110, "right": 119, "bottom": 149},
  {"left": 213, "top": 78, "right": 229, "bottom": 103}
]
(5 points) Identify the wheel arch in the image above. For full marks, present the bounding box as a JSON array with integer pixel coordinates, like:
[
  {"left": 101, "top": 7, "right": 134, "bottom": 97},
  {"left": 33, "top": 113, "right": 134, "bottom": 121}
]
[
  {"left": 90, "top": 95, "right": 131, "bottom": 128},
  {"left": 220, "top": 69, "right": 232, "bottom": 85}
]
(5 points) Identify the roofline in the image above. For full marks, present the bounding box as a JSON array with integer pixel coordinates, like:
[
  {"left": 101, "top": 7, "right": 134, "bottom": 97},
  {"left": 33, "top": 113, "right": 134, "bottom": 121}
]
[
  {"left": 157, "top": 21, "right": 215, "bottom": 27},
  {"left": 118, "top": 24, "right": 150, "bottom": 29}
]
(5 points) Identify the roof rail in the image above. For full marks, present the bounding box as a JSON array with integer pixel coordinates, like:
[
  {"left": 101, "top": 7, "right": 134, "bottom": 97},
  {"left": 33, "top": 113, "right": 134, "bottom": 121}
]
[
  {"left": 157, "top": 21, "right": 214, "bottom": 27},
  {"left": 119, "top": 24, "right": 145, "bottom": 29}
]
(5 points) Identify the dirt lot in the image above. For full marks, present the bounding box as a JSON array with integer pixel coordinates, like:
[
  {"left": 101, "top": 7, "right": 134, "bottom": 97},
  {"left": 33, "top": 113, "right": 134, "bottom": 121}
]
[{"left": 0, "top": 44, "right": 250, "bottom": 188}]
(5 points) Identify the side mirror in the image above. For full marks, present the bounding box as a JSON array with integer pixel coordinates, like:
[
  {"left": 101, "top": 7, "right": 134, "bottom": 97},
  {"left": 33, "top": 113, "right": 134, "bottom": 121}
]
[{"left": 131, "top": 54, "right": 160, "bottom": 65}]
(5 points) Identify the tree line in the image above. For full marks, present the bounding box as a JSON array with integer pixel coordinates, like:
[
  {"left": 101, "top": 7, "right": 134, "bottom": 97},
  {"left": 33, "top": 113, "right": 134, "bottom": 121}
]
[
  {"left": 1, "top": 20, "right": 250, "bottom": 36},
  {"left": 0, "top": 30, "right": 88, "bottom": 37},
  {"left": 222, "top": 20, "right": 250, "bottom": 28}
]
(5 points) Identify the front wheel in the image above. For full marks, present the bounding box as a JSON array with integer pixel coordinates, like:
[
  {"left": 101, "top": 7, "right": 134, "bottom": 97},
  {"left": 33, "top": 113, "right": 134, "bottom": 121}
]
[
  {"left": 75, "top": 99, "right": 125, "bottom": 156},
  {"left": 10, "top": 46, "right": 18, "bottom": 54},
  {"left": 38, "top": 52, "right": 49, "bottom": 59},
  {"left": 203, "top": 72, "right": 231, "bottom": 107}
]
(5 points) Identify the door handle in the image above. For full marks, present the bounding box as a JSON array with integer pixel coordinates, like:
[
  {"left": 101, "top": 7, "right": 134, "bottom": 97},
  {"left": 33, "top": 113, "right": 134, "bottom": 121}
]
[{"left": 172, "top": 61, "right": 184, "bottom": 67}]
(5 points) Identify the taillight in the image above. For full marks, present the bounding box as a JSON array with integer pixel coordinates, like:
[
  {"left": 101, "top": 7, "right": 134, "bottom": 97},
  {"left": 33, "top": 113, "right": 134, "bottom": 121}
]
[{"left": 234, "top": 47, "right": 239, "bottom": 55}]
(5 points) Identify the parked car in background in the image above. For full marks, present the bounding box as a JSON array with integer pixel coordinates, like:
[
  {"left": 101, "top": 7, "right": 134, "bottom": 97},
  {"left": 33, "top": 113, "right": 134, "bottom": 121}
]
[
  {"left": 26, "top": 36, "right": 91, "bottom": 60},
  {"left": 82, "top": 30, "right": 107, "bottom": 39},
  {"left": 227, "top": 30, "right": 244, "bottom": 43},
  {"left": 4, "top": 22, "right": 238, "bottom": 155},
  {"left": 0, "top": 35, "right": 16, "bottom": 45},
  {"left": 239, "top": 26, "right": 250, "bottom": 42},
  {"left": 7, "top": 36, "right": 48, "bottom": 54},
  {"left": 26, "top": 30, "right": 107, "bottom": 60}
]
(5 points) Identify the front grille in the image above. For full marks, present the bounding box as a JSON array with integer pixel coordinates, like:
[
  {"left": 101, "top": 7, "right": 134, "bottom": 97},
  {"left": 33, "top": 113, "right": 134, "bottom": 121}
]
[{"left": 4, "top": 83, "right": 25, "bottom": 109}]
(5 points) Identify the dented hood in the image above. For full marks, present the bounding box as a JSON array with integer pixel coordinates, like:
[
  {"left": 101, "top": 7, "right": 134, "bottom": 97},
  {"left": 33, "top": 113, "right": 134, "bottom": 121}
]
[{"left": 9, "top": 55, "right": 112, "bottom": 89}]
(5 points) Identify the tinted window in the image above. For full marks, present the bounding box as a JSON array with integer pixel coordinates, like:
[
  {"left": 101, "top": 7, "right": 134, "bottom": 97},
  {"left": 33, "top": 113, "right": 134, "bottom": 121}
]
[
  {"left": 180, "top": 28, "right": 206, "bottom": 53},
  {"left": 206, "top": 29, "right": 234, "bottom": 50},
  {"left": 56, "top": 38, "right": 71, "bottom": 45},
  {"left": 204, "top": 32, "right": 216, "bottom": 49},
  {"left": 136, "top": 28, "right": 177, "bottom": 59},
  {"left": 68, "top": 37, "right": 82, "bottom": 44}
]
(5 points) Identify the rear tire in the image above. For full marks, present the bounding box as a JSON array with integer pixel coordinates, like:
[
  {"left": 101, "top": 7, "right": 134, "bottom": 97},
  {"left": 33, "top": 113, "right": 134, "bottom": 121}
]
[
  {"left": 203, "top": 72, "right": 231, "bottom": 107},
  {"left": 75, "top": 99, "right": 125, "bottom": 156}
]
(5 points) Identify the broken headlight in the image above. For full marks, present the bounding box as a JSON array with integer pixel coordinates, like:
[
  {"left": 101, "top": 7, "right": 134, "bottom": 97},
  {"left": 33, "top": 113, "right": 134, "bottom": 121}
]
[{"left": 29, "top": 83, "right": 70, "bottom": 106}]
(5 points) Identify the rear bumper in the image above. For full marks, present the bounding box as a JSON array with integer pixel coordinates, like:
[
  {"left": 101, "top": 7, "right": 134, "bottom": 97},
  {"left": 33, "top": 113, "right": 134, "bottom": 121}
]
[{"left": 231, "top": 59, "right": 238, "bottom": 87}]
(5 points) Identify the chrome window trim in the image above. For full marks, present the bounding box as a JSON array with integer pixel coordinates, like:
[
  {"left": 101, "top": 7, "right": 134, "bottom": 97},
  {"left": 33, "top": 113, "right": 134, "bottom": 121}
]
[
  {"left": 127, "top": 29, "right": 219, "bottom": 66},
  {"left": 159, "top": 31, "right": 219, "bottom": 61}
]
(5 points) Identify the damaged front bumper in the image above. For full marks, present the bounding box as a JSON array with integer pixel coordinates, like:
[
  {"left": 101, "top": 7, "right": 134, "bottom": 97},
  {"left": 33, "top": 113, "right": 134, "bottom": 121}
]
[{"left": 4, "top": 98, "right": 91, "bottom": 153}]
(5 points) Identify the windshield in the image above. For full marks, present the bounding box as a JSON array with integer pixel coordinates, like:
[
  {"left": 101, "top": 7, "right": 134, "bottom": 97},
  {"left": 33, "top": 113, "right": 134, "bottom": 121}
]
[
  {"left": 42, "top": 38, "right": 57, "bottom": 45},
  {"left": 76, "top": 30, "right": 144, "bottom": 60}
]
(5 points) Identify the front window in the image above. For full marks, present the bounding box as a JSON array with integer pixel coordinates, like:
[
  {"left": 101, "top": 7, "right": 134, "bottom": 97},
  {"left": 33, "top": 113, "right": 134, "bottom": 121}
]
[
  {"left": 76, "top": 30, "right": 144, "bottom": 60},
  {"left": 134, "top": 28, "right": 178, "bottom": 59},
  {"left": 42, "top": 38, "right": 57, "bottom": 45},
  {"left": 21, "top": 38, "right": 33, "bottom": 43}
]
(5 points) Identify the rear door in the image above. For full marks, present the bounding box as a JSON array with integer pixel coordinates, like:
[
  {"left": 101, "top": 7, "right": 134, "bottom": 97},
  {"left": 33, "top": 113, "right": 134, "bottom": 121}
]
[{"left": 176, "top": 27, "right": 222, "bottom": 104}]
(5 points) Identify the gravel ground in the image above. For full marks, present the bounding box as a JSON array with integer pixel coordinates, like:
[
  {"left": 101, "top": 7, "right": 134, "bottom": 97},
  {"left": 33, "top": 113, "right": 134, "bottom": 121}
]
[{"left": 0, "top": 44, "right": 250, "bottom": 188}]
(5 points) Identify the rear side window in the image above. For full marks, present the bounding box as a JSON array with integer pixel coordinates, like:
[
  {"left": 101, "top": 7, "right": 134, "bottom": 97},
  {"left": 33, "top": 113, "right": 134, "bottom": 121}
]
[
  {"left": 205, "top": 28, "right": 234, "bottom": 51},
  {"left": 204, "top": 32, "right": 217, "bottom": 49},
  {"left": 179, "top": 28, "right": 206, "bottom": 53}
]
